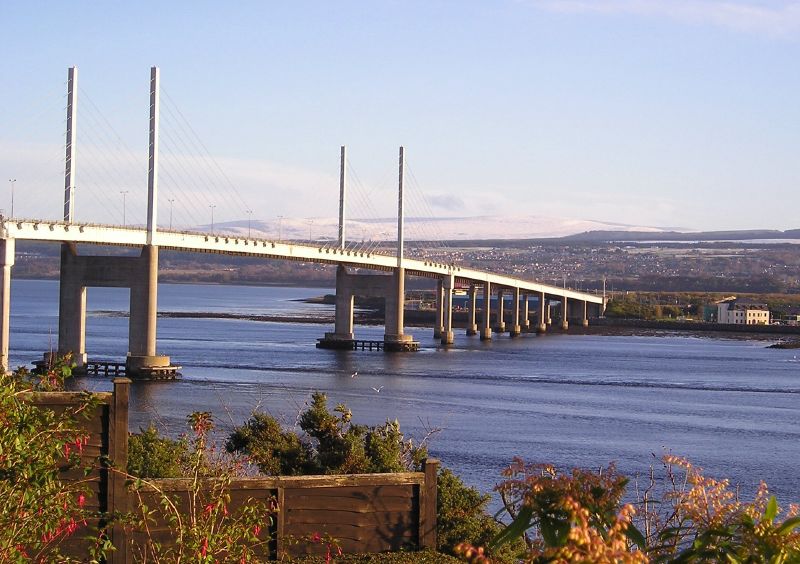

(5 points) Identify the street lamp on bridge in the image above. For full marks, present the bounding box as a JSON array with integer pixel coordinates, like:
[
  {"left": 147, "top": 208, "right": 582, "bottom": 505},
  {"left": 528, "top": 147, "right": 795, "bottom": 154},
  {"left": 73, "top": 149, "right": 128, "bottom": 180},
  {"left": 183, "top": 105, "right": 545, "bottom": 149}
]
[
  {"left": 8, "top": 178, "right": 17, "bottom": 217},
  {"left": 120, "top": 190, "right": 129, "bottom": 226},
  {"left": 168, "top": 198, "right": 175, "bottom": 230},
  {"left": 8, "top": 179, "right": 15, "bottom": 218},
  {"left": 209, "top": 204, "right": 216, "bottom": 234},
  {"left": 246, "top": 209, "right": 253, "bottom": 238}
]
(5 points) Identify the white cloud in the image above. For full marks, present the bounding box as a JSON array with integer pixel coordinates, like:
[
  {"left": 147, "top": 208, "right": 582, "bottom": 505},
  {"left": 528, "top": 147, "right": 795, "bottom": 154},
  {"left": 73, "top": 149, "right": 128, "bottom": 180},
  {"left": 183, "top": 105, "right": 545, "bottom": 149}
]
[{"left": 531, "top": 0, "right": 800, "bottom": 37}]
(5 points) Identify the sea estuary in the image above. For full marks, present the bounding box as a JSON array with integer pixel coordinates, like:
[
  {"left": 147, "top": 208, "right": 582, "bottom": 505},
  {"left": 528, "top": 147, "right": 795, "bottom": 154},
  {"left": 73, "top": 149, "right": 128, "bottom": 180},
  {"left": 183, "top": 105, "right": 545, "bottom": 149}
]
[{"left": 10, "top": 279, "right": 800, "bottom": 504}]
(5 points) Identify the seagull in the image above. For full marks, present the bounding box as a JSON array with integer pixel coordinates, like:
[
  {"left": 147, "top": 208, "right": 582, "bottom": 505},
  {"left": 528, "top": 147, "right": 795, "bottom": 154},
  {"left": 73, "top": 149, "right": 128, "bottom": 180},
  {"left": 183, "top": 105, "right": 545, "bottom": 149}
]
[
  {"left": 351, "top": 371, "right": 358, "bottom": 378},
  {"left": 371, "top": 386, "right": 383, "bottom": 393}
]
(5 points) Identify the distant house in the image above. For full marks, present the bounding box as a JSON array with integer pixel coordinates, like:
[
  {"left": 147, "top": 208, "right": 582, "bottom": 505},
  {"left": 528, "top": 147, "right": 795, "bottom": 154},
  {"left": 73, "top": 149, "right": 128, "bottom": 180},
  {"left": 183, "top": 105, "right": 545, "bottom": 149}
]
[{"left": 716, "top": 297, "right": 770, "bottom": 325}]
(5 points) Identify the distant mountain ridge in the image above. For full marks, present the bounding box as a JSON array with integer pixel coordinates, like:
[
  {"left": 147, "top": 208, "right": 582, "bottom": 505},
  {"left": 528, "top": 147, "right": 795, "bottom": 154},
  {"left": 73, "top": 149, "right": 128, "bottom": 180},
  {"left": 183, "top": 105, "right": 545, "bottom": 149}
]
[
  {"left": 560, "top": 229, "right": 800, "bottom": 242},
  {"left": 195, "top": 216, "right": 799, "bottom": 243}
]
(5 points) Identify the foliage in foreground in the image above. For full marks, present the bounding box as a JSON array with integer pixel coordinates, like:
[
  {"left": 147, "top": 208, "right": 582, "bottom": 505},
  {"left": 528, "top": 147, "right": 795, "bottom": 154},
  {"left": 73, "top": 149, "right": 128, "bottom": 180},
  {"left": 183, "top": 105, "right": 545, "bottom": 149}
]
[
  {"left": 124, "top": 412, "right": 275, "bottom": 562},
  {"left": 0, "top": 360, "right": 111, "bottom": 562},
  {"left": 457, "top": 456, "right": 800, "bottom": 563},
  {"left": 225, "top": 391, "right": 429, "bottom": 475}
]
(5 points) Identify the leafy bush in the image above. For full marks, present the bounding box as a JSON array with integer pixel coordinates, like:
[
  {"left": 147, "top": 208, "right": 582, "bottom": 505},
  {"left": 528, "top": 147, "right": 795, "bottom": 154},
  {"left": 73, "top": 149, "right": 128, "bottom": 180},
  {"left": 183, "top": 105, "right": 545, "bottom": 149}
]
[
  {"left": 226, "top": 391, "right": 428, "bottom": 475},
  {"left": 125, "top": 412, "right": 274, "bottom": 562},
  {"left": 437, "top": 468, "right": 522, "bottom": 561},
  {"left": 0, "top": 358, "right": 111, "bottom": 561},
  {"left": 127, "top": 424, "right": 190, "bottom": 479},
  {"left": 458, "top": 456, "right": 800, "bottom": 563}
]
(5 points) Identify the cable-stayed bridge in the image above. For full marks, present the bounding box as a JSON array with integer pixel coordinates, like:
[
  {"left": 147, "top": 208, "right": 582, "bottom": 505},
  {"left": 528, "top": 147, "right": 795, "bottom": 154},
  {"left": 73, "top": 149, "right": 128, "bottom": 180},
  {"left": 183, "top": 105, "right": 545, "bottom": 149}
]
[{"left": 0, "top": 67, "right": 604, "bottom": 376}]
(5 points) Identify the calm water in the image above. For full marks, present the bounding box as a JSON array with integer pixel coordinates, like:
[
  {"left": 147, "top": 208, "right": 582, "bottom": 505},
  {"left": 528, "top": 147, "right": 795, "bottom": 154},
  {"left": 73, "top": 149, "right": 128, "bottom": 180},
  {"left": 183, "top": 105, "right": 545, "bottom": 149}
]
[{"left": 10, "top": 279, "right": 800, "bottom": 503}]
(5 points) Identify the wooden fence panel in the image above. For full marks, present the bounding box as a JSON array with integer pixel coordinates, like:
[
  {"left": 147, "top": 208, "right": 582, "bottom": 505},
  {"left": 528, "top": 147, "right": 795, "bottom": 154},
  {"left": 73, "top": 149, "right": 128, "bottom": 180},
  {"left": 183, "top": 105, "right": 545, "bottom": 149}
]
[
  {"left": 28, "top": 388, "right": 115, "bottom": 561},
  {"left": 23, "top": 380, "right": 439, "bottom": 562}
]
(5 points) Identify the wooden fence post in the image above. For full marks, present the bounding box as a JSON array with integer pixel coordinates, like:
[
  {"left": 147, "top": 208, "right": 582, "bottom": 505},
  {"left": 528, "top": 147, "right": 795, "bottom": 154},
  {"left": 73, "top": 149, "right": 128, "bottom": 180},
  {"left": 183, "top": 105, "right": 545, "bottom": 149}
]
[
  {"left": 419, "top": 458, "right": 440, "bottom": 549},
  {"left": 275, "top": 486, "right": 286, "bottom": 559},
  {"left": 108, "top": 377, "right": 131, "bottom": 563}
]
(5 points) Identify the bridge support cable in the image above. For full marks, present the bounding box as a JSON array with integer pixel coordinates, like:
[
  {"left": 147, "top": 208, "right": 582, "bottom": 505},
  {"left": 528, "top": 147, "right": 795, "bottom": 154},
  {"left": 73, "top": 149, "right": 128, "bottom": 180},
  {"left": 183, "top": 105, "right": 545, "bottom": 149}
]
[
  {"left": 74, "top": 84, "right": 158, "bottom": 227},
  {"left": 0, "top": 78, "right": 67, "bottom": 220},
  {"left": 157, "top": 88, "right": 253, "bottom": 233},
  {"left": 340, "top": 159, "right": 391, "bottom": 255}
]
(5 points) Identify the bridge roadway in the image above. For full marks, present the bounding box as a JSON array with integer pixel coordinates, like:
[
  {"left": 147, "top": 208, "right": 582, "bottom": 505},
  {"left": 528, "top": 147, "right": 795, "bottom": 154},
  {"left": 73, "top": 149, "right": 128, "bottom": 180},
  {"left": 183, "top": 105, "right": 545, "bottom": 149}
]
[
  {"left": 0, "top": 218, "right": 604, "bottom": 375},
  {"left": 2, "top": 219, "right": 602, "bottom": 304}
]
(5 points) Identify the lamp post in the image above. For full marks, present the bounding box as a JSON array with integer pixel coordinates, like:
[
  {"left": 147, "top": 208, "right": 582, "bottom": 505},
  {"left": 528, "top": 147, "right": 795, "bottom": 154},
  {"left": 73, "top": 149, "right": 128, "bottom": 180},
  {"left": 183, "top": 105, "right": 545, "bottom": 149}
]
[
  {"left": 168, "top": 198, "right": 175, "bottom": 229},
  {"left": 8, "top": 179, "right": 15, "bottom": 218},
  {"left": 209, "top": 204, "right": 216, "bottom": 234},
  {"left": 277, "top": 215, "right": 283, "bottom": 241},
  {"left": 120, "top": 190, "right": 129, "bottom": 226},
  {"left": 246, "top": 209, "right": 253, "bottom": 238},
  {"left": 307, "top": 218, "right": 314, "bottom": 242}
]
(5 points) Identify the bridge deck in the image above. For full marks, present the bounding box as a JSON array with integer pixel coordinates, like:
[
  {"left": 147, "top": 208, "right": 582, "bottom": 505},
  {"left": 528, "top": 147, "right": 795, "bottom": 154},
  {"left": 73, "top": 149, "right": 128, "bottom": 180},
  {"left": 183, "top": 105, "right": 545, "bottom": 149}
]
[{"left": 1, "top": 219, "right": 603, "bottom": 304}]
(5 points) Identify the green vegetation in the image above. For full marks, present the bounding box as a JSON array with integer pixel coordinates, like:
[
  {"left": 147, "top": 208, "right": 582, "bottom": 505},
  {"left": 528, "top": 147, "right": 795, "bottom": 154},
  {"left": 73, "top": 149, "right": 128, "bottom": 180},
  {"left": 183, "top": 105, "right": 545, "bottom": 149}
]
[
  {"left": 9, "top": 363, "right": 799, "bottom": 562},
  {"left": 226, "top": 391, "right": 428, "bottom": 475},
  {"left": 459, "top": 457, "right": 800, "bottom": 563},
  {"left": 127, "top": 424, "right": 189, "bottom": 478},
  {"left": 0, "top": 360, "right": 112, "bottom": 562}
]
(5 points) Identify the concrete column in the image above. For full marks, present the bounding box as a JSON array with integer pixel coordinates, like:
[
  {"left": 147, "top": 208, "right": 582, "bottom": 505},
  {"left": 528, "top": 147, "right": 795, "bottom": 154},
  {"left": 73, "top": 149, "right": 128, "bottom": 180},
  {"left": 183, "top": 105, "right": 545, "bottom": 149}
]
[
  {"left": 441, "top": 274, "right": 454, "bottom": 345},
  {"left": 495, "top": 289, "right": 506, "bottom": 333},
  {"left": 433, "top": 278, "right": 444, "bottom": 339},
  {"left": 0, "top": 239, "right": 14, "bottom": 372},
  {"left": 561, "top": 296, "right": 569, "bottom": 330},
  {"left": 127, "top": 245, "right": 171, "bottom": 374},
  {"left": 466, "top": 284, "right": 478, "bottom": 335},
  {"left": 522, "top": 293, "right": 530, "bottom": 331},
  {"left": 325, "top": 265, "right": 354, "bottom": 341},
  {"left": 480, "top": 282, "right": 492, "bottom": 340},
  {"left": 129, "top": 245, "right": 158, "bottom": 357},
  {"left": 510, "top": 287, "right": 521, "bottom": 337},
  {"left": 546, "top": 300, "right": 552, "bottom": 325},
  {"left": 58, "top": 244, "right": 87, "bottom": 367},
  {"left": 582, "top": 300, "right": 589, "bottom": 327},
  {"left": 384, "top": 267, "right": 414, "bottom": 347},
  {"left": 537, "top": 291, "right": 547, "bottom": 333}
]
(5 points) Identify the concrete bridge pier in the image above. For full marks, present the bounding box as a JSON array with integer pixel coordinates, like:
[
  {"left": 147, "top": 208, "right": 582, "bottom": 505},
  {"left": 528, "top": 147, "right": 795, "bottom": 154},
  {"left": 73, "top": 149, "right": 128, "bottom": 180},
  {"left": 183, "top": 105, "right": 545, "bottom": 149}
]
[
  {"left": 480, "top": 282, "right": 492, "bottom": 341},
  {"left": 495, "top": 288, "right": 506, "bottom": 333},
  {"left": 320, "top": 266, "right": 417, "bottom": 351},
  {"left": 126, "top": 245, "right": 172, "bottom": 376},
  {"left": 536, "top": 291, "right": 547, "bottom": 333},
  {"left": 51, "top": 243, "right": 174, "bottom": 377},
  {"left": 560, "top": 296, "right": 569, "bottom": 330},
  {"left": 433, "top": 278, "right": 444, "bottom": 339},
  {"left": 510, "top": 287, "right": 521, "bottom": 337},
  {"left": 0, "top": 238, "right": 15, "bottom": 372},
  {"left": 582, "top": 300, "right": 589, "bottom": 327},
  {"left": 323, "top": 265, "right": 355, "bottom": 343},
  {"left": 521, "top": 293, "right": 530, "bottom": 332},
  {"left": 466, "top": 284, "right": 478, "bottom": 336},
  {"left": 57, "top": 244, "right": 88, "bottom": 368},
  {"left": 546, "top": 300, "right": 552, "bottom": 326},
  {"left": 441, "top": 274, "right": 454, "bottom": 345},
  {"left": 384, "top": 267, "right": 416, "bottom": 351}
]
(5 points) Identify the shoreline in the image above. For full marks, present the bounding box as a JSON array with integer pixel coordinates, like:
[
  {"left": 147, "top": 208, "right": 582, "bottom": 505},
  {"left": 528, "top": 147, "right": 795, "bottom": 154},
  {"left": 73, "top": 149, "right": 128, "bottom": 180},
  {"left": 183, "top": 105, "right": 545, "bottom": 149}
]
[{"left": 89, "top": 309, "right": 797, "bottom": 343}]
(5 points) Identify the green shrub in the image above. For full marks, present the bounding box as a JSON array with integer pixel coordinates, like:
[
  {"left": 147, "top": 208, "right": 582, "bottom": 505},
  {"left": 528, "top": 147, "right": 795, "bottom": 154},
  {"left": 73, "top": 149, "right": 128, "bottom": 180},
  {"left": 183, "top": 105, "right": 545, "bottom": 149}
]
[
  {"left": 225, "top": 412, "right": 314, "bottom": 476},
  {"left": 437, "top": 468, "right": 522, "bottom": 562},
  {"left": 127, "top": 424, "right": 190, "bottom": 479},
  {"left": 226, "top": 391, "right": 427, "bottom": 476},
  {"left": 0, "top": 359, "right": 111, "bottom": 561}
]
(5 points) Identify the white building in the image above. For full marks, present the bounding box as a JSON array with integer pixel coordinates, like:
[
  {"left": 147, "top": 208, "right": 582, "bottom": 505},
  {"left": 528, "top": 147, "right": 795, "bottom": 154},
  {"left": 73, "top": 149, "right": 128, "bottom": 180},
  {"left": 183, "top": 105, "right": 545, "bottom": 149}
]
[{"left": 716, "top": 298, "right": 770, "bottom": 325}]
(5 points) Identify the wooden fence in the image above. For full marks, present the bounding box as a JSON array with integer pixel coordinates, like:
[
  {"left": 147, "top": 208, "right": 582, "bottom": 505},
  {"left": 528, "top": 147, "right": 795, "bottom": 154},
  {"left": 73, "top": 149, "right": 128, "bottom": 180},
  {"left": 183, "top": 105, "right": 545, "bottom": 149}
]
[{"left": 30, "top": 378, "right": 439, "bottom": 562}]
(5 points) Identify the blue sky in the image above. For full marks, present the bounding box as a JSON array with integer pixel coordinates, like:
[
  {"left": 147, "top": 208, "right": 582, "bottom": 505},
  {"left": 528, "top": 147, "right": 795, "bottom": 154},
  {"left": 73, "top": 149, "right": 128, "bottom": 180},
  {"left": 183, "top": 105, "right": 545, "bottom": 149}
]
[{"left": 2, "top": 1, "right": 799, "bottom": 232}]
